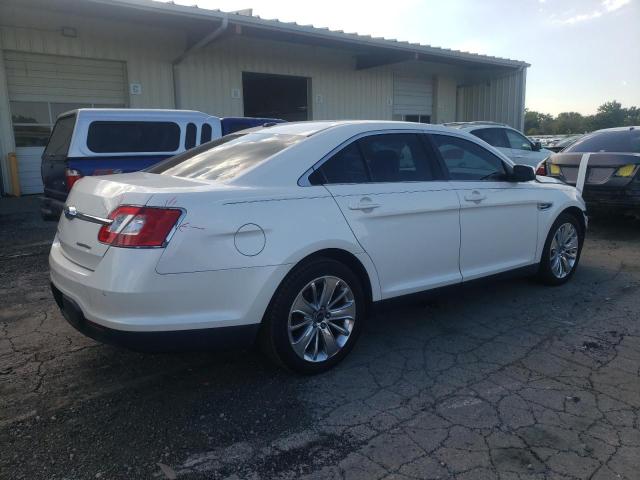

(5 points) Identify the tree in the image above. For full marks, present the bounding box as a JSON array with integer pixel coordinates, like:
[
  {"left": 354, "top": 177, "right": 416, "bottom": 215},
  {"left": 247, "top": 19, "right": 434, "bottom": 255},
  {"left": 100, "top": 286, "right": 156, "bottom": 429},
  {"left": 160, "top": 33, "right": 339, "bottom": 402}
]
[
  {"left": 554, "top": 112, "right": 584, "bottom": 134},
  {"left": 524, "top": 101, "right": 638, "bottom": 135},
  {"left": 591, "top": 100, "right": 626, "bottom": 130}
]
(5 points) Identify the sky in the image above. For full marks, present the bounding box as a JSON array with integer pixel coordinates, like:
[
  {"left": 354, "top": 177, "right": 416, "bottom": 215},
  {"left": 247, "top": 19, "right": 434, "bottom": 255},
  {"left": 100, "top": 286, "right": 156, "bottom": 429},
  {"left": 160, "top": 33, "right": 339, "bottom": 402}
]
[{"left": 167, "top": 0, "right": 639, "bottom": 115}]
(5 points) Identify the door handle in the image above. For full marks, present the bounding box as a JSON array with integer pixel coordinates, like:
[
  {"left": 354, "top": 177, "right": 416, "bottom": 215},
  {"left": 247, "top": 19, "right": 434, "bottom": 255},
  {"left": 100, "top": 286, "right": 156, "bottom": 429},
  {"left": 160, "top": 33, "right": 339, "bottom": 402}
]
[
  {"left": 349, "top": 197, "right": 381, "bottom": 211},
  {"left": 464, "top": 191, "right": 487, "bottom": 203}
]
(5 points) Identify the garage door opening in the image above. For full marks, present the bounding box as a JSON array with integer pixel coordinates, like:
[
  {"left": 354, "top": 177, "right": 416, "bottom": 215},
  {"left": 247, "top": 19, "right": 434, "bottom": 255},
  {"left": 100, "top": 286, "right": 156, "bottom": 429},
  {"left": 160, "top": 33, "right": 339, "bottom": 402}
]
[{"left": 242, "top": 72, "right": 310, "bottom": 121}]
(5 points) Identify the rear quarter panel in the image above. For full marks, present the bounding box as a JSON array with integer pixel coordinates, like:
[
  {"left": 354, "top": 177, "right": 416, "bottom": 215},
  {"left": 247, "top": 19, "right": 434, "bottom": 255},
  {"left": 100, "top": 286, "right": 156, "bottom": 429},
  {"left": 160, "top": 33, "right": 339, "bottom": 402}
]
[{"left": 148, "top": 186, "right": 381, "bottom": 298}]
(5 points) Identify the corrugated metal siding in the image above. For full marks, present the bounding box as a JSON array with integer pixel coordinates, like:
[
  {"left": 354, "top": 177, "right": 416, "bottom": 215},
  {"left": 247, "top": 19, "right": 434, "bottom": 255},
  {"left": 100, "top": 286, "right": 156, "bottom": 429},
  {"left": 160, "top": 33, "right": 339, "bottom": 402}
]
[
  {"left": 457, "top": 68, "right": 526, "bottom": 130},
  {"left": 5, "top": 51, "right": 126, "bottom": 104},
  {"left": 393, "top": 74, "right": 433, "bottom": 116},
  {"left": 0, "top": 2, "right": 183, "bottom": 109},
  {"left": 176, "top": 36, "right": 394, "bottom": 120}
]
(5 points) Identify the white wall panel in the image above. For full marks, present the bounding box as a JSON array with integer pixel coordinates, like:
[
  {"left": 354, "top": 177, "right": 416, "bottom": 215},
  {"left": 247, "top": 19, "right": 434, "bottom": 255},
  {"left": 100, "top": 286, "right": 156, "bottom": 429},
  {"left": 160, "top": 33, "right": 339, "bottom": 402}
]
[
  {"left": 457, "top": 68, "right": 526, "bottom": 130},
  {"left": 176, "top": 36, "right": 395, "bottom": 120}
]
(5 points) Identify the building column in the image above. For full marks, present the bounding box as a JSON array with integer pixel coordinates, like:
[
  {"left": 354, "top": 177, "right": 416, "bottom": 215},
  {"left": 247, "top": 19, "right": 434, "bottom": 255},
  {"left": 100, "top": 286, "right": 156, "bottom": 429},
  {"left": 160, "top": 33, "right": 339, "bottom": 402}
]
[{"left": 0, "top": 39, "right": 16, "bottom": 195}]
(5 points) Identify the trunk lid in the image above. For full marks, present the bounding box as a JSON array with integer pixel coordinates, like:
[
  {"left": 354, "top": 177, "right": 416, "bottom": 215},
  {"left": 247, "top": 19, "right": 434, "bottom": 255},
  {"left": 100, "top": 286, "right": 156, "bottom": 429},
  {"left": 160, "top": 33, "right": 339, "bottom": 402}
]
[
  {"left": 548, "top": 152, "right": 640, "bottom": 186},
  {"left": 56, "top": 172, "right": 208, "bottom": 270}
]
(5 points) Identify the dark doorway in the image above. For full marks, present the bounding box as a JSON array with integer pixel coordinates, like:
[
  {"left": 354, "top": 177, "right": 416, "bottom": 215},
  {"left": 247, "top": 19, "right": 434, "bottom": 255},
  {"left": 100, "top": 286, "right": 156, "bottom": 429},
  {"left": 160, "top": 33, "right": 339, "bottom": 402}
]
[{"left": 242, "top": 72, "right": 310, "bottom": 121}]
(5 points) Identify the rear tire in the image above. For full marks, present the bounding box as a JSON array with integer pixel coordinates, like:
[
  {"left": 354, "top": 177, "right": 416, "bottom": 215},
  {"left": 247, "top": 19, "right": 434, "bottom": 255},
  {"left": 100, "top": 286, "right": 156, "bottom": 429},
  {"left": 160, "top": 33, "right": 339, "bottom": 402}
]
[
  {"left": 260, "top": 258, "right": 366, "bottom": 374},
  {"left": 537, "top": 212, "right": 584, "bottom": 286}
]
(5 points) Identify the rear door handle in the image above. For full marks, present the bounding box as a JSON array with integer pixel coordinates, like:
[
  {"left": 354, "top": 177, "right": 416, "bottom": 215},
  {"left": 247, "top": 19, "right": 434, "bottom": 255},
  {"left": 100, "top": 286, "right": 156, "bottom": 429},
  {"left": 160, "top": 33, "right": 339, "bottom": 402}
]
[
  {"left": 464, "top": 191, "right": 487, "bottom": 203},
  {"left": 349, "top": 197, "right": 381, "bottom": 211}
]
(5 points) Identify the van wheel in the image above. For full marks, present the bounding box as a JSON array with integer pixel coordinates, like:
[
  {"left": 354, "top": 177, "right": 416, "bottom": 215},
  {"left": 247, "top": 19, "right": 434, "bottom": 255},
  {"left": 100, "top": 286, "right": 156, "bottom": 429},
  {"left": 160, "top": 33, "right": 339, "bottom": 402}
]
[
  {"left": 537, "top": 212, "right": 584, "bottom": 286},
  {"left": 261, "top": 258, "right": 365, "bottom": 374}
]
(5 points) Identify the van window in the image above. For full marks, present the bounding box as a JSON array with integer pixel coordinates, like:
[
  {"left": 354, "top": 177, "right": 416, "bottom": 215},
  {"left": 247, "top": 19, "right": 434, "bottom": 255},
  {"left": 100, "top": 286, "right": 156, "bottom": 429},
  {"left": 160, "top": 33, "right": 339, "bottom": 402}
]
[
  {"left": 201, "top": 123, "right": 212, "bottom": 143},
  {"left": 185, "top": 123, "right": 196, "bottom": 149},
  {"left": 43, "top": 115, "right": 76, "bottom": 158},
  {"left": 149, "top": 132, "right": 302, "bottom": 182},
  {"left": 87, "top": 121, "right": 180, "bottom": 153}
]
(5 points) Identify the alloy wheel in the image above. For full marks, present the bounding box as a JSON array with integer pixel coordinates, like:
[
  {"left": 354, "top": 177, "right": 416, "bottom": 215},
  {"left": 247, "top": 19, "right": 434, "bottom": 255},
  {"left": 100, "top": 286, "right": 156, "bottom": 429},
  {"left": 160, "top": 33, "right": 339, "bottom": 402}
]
[
  {"left": 287, "top": 276, "right": 356, "bottom": 363},
  {"left": 549, "top": 222, "right": 579, "bottom": 279}
]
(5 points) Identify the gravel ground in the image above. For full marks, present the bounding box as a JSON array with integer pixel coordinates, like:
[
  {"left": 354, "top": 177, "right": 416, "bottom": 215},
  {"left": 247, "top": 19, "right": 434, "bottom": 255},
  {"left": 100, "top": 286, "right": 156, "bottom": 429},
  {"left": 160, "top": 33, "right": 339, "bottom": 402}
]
[{"left": 1, "top": 196, "right": 639, "bottom": 480}]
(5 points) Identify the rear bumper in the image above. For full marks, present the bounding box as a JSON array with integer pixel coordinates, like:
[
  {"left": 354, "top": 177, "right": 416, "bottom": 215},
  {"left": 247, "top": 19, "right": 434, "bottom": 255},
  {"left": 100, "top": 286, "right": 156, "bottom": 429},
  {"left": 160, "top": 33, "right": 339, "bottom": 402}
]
[
  {"left": 49, "top": 237, "right": 289, "bottom": 339},
  {"left": 583, "top": 184, "right": 640, "bottom": 210},
  {"left": 51, "top": 283, "right": 259, "bottom": 352},
  {"left": 40, "top": 196, "right": 65, "bottom": 220}
]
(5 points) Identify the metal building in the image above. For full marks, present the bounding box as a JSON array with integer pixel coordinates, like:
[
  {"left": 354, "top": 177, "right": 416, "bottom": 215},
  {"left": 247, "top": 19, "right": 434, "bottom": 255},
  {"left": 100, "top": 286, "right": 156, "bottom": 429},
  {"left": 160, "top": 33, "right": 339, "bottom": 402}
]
[{"left": 0, "top": 0, "right": 529, "bottom": 195}]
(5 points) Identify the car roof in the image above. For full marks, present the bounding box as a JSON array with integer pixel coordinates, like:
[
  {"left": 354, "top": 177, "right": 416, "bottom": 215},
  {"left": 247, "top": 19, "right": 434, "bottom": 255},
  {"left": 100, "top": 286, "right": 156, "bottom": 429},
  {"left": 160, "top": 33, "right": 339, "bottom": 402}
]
[
  {"left": 257, "top": 120, "right": 466, "bottom": 137},
  {"left": 65, "top": 108, "right": 212, "bottom": 121},
  {"left": 443, "top": 121, "right": 510, "bottom": 130},
  {"left": 594, "top": 126, "right": 639, "bottom": 133}
]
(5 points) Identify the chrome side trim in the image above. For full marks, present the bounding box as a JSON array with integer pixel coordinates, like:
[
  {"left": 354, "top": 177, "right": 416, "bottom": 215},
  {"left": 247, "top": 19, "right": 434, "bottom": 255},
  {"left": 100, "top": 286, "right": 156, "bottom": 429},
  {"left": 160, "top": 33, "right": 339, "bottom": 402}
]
[{"left": 64, "top": 205, "right": 113, "bottom": 226}]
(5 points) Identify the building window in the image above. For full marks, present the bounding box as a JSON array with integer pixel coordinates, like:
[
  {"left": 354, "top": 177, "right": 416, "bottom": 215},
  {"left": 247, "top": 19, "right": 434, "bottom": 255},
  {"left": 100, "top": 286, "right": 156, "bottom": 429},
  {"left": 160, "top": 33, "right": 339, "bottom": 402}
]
[
  {"left": 9, "top": 101, "right": 124, "bottom": 148},
  {"left": 404, "top": 114, "right": 431, "bottom": 124}
]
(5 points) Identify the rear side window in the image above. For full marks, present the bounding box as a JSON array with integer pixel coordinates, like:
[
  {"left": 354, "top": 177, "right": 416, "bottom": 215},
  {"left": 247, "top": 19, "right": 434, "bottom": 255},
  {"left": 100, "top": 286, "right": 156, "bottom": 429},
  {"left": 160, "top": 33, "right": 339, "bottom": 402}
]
[
  {"left": 87, "top": 121, "right": 180, "bottom": 153},
  {"left": 149, "top": 132, "right": 302, "bottom": 182},
  {"left": 360, "top": 134, "right": 436, "bottom": 182},
  {"left": 43, "top": 115, "right": 76, "bottom": 158},
  {"left": 309, "top": 133, "right": 439, "bottom": 185},
  {"left": 431, "top": 134, "right": 506, "bottom": 181},
  {"left": 185, "top": 123, "right": 196, "bottom": 149},
  {"left": 565, "top": 129, "right": 640, "bottom": 153},
  {"left": 311, "top": 143, "right": 368, "bottom": 184},
  {"left": 471, "top": 128, "right": 509, "bottom": 148},
  {"left": 200, "top": 123, "right": 212, "bottom": 143}
]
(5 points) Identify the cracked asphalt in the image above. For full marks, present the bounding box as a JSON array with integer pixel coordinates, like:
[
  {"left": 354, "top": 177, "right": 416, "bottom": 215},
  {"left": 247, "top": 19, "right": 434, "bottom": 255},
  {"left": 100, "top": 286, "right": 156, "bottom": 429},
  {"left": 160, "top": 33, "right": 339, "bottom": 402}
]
[{"left": 1, "top": 196, "right": 640, "bottom": 480}]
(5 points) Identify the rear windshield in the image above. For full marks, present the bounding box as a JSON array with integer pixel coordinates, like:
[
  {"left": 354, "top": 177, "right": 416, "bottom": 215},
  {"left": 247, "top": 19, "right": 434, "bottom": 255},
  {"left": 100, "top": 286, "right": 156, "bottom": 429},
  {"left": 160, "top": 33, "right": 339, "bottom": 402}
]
[
  {"left": 87, "top": 121, "right": 180, "bottom": 153},
  {"left": 43, "top": 115, "right": 76, "bottom": 158},
  {"left": 148, "top": 132, "right": 302, "bottom": 181},
  {"left": 565, "top": 129, "right": 640, "bottom": 153}
]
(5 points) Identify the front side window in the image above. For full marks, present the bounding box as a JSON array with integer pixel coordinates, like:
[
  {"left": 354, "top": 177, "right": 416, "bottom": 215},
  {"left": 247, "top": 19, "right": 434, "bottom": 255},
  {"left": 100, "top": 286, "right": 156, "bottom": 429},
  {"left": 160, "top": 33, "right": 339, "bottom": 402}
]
[
  {"left": 471, "top": 128, "right": 509, "bottom": 148},
  {"left": 149, "top": 132, "right": 302, "bottom": 182},
  {"left": 505, "top": 129, "right": 533, "bottom": 151},
  {"left": 431, "top": 134, "right": 506, "bottom": 181},
  {"left": 87, "top": 121, "right": 180, "bottom": 153}
]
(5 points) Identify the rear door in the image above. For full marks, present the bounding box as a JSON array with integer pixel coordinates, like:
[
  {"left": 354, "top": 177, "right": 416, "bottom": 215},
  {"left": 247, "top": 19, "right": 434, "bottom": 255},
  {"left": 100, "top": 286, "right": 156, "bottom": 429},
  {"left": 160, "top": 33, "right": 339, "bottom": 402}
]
[
  {"left": 430, "top": 133, "right": 540, "bottom": 281},
  {"left": 470, "top": 127, "right": 513, "bottom": 160},
  {"left": 314, "top": 132, "right": 461, "bottom": 299}
]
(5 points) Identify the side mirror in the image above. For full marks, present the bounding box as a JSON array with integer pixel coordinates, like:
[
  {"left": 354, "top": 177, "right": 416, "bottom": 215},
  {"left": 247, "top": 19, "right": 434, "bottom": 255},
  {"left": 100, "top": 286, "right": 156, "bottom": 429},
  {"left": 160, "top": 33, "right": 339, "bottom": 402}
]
[
  {"left": 532, "top": 141, "right": 542, "bottom": 152},
  {"left": 511, "top": 164, "right": 536, "bottom": 182}
]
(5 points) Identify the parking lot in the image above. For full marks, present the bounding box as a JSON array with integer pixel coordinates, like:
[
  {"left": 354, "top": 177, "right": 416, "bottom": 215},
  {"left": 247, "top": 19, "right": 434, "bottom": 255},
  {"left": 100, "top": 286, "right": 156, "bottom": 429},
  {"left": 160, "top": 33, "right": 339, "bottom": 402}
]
[{"left": 1, "top": 197, "right": 639, "bottom": 480}]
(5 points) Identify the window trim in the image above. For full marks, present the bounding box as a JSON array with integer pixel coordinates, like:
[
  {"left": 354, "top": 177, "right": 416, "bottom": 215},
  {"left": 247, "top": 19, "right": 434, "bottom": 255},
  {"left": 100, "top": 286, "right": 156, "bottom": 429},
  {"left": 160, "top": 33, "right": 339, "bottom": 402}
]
[
  {"left": 427, "top": 132, "right": 512, "bottom": 182},
  {"left": 298, "top": 129, "right": 447, "bottom": 186}
]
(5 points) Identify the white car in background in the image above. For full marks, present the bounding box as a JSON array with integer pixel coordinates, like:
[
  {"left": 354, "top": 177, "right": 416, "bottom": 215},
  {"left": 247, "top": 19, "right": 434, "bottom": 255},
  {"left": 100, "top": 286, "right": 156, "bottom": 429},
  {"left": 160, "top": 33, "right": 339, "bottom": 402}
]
[
  {"left": 445, "top": 121, "right": 553, "bottom": 167},
  {"left": 50, "top": 121, "right": 586, "bottom": 374}
]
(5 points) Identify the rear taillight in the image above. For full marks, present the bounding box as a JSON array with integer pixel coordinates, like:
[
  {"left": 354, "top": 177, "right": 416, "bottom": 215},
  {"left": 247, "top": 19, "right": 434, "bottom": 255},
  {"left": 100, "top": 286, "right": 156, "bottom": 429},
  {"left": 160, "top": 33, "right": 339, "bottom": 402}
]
[
  {"left": 98, "top": 206, "right": 182, "bottom": 248},
  {"left": 535, "top": 162, "right": 547, "bottom": 176},
  {"left": 65, "top": 168, "right": 82, "bottom": 191}
]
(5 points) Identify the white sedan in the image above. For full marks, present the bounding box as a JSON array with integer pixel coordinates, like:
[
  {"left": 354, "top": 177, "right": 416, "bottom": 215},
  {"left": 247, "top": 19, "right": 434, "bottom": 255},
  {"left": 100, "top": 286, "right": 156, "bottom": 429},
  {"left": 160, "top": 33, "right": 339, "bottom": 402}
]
[{"left": 50, "top": 121, "right": 587, "bottom": 373}]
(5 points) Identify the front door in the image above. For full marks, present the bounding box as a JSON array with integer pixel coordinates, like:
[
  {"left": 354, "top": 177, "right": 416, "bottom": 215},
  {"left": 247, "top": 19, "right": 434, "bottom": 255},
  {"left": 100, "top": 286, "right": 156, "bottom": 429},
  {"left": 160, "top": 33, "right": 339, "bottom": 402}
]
[
  {"left": 311, "top": 132, "right": 462, "bottom": 299},
  {"left": 430, "top": 133, "right": 540, "bottom": 281},
  {"left": 505, "top": 128, "right": 547, "bottom": 167}
]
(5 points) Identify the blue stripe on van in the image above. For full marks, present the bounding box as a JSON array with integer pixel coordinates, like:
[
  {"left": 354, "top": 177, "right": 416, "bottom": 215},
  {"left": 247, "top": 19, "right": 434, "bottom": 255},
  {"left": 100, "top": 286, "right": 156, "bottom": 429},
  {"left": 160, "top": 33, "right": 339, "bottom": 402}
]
[{"left": 67, "top": 155, "right": 171, "bottom": 177}]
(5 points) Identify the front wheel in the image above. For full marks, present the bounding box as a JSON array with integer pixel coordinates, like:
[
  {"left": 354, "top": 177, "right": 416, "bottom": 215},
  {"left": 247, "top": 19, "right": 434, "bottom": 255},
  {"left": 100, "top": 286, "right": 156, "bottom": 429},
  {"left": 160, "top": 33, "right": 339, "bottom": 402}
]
[
  {"left": 260, "top": 258, "right": 366, "bottom": 374},
  {"left": 537, "top": 212, "right": 584, "bottom": 285}
]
